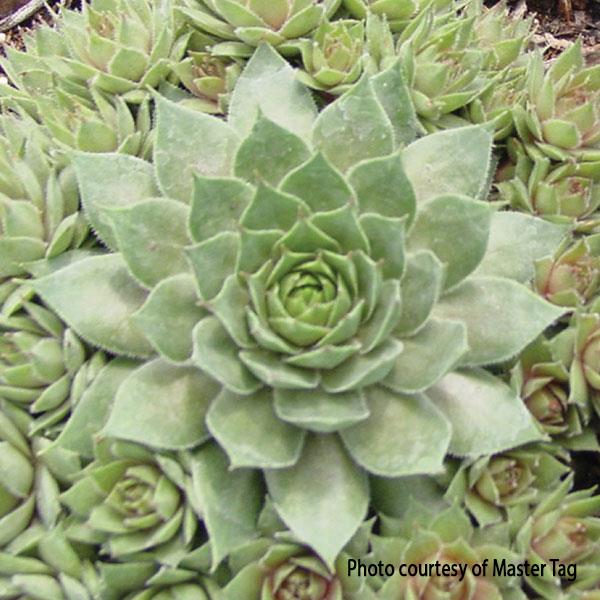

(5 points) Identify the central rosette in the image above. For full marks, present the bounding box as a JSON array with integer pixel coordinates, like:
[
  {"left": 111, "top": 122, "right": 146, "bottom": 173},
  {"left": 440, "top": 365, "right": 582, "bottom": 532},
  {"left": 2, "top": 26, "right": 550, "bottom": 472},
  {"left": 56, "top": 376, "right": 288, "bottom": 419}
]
[{"left": 265, "top": 254, "right": 353, "bottom": 348}]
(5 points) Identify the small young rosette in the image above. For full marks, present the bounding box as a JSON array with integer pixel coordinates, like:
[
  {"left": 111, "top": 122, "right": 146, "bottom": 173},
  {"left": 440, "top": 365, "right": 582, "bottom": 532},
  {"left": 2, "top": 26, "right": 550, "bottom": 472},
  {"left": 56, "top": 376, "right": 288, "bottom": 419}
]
[
  {"left": 498, "top": 139, "right": 600, "bottom": 232},
  {"left": 180, "top": 0, "right": 342, "bottom": 56},
  {"left": 1, "top": 295, "right": 105, "bottom": 438},
  {"left": 60, "top": 440, "right": 201, "bottom": 560},
  {"left": 511, "top": 338, "right": 595, "bottom": 450},
  {"left": 296, "top": 19, "right": 365, "bottom": 95},
  {"left": 517, "top": 477, "right": 600, "bottom": 598},
  {"left": 32, "top": 46, "right": 565, "bottom": 565},
  {"left": 0, "top": 116, "right": 89, "bottom": 280},
  {"left": 225, "top": 537, "right": 375, "bottom": 599},
  {"left": 374, "top": 504, "right": 526, "bottom": 599},
  {"left": 514, "top": 41, "right": 600, "bottom": 162},
  {"left": 445, "top": 445, "right": 571, "bottom": 531}
]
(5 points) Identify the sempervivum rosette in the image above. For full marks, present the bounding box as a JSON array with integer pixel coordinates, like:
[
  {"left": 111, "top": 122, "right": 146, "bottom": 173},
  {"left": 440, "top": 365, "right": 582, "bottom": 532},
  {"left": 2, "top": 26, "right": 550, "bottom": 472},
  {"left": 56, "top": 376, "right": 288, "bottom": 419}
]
[
  {"left": 31, "top": 46, "right": 566, "bottom": 566},
  {"left": 374, "top": 504, "right": 526, "bottom": 600}
]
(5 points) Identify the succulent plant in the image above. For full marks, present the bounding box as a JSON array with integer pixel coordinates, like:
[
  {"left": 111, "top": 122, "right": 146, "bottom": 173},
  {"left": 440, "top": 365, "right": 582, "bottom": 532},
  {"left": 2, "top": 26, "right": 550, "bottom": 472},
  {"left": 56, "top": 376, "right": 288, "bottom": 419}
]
[
  {"left": 511, "top": 338, "right": 596, "bottom": 450},
  {"left": 60, "top": 439, "right": 202, "bottom": 560},
  {"left": 471, "top": 0, "right": 533, "bottom": 71},
  {"left": 551, "top": 298, "right": 600, "bottom": 419},
  {"left": 296, "top": 19, "right": 365, "bottom": 95},
  {"left": 169, "top": 51, "right": 242, "bottom": 113},
  {"left": 467, "top": 69, "right": 526, "bottom": 140},
  {"left": 343, "top": 0, "right": 418, "bottom": 32},
  {"left": 0, "top": 292, "right": 105, "bottom": 439},
  {"left": 56, "top": 0, "right": 184, "bottom": 102},
  {"left": 445, "top": 445, "right": 571, "bottom": 531},
  {"left": 0, "top": 399, "right": 80, "bottom": 550},
  {"left": 397, "top": 11, "right": 491, "bottom": 130},
  {"left": 179, "top": 0, "right": 342, "bottom": 57},
  {"left": 375, "top": 504, "right": 526, "bottom": 599},
  {"left": 0, "top": 116, "right": 89, "bottom": 280},
  {"left": 498, "top": 139, "right": 600, "bottom": 231},
  {"left": 225, "top": 537, "right": 375, "bottom": 599},
  {"left": 517, "top": 476, "right": 600, "bottom": 599},
  {"left": 514, "top": 41, "right": 600, "bottom": 163},
  {"left": 30, "top": 46, "right": 565, "bottom": 567},
  {"left": 535, "top": 236, "right": 600, "bottom": 309}
]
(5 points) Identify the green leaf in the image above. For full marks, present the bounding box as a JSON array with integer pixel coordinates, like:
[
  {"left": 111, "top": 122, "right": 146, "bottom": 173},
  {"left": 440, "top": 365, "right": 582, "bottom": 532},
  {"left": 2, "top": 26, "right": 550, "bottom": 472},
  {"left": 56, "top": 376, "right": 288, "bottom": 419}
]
[
  {"left": 234, "top": 114, "right": 310, "bottom": 187},
  {"left": 274, "top": 388, "right": 370, "bottom": 433},
  {"left": 154, "top": 95, "right": 239, "bottom": 203},
  {"left": 371, "top": 60, "right": 419, "bottom": 147},
  {"left": 474, "top": 212, "right": 568, "bottom": 283},
  {"left": 52, "top": 359, "right": 138, "bottom": 459},
  {"left": 105, "top": 198, "right": 191, "bottom": 288},
  {"left": 280, "top": 152, "right": 353, "bottom": 213},
  {"left": 133, "top": 274, "right": 206, "bottom": 362},
  {"left": 359, "top": 214, "right": 405, "bottom": 279},
  {"left": 190, "top": 443, "right": 262, "bottom": 569},
  {"left": 192, "top": 317, "right": 262, "bottom": 395},
  {"left": 32, "top": 254, "right": 153, "bottom": 357},
  {"left": 265, "top": 434, "right": 369, "bottom": 569},
  {"left": 349, "top": 152, "right": 416, "bottom": 223},
  {"left": 228, "top": 43, "right": 317, "bottom": 141},
  {"left": 340, "top": 387, "right": 451, "bottom": 477},
  {"left": 207, "top": 388, "right": 305, "bottom": 469},
  {"left": 434, "top": 277, "right": 566, "bottom": 366},
  {"left": 428, "top": 368, "right": 544, "bottom": 457},
  {"left": 408, "top": 195, "right": 492, "bottom": 290},
  {"left": 384, "top": 318, "right": 468, "bottom": 394},
  {"left": 402, "top": 125, "right": 493, "bottom": 204},
  {"left": 73, "top": 153, "right": 159, "bottom": 251},
  {"left": 240, "top": 349, "right": 320, "bottom": 389},
  {"left": 313, "top": 76, "right": 394, "bottom": 173},
  {"left": 189, "top": 176, "right": 253, "bottom": 244},
  {"left": 103, "top": 359, "right": 220, "bottom": 449},
  {"left": 396, "top": 250, "right": 445, "bottom": 336},
  {"left": 186, "top": 232, "right": 240, "bottom": 301}
]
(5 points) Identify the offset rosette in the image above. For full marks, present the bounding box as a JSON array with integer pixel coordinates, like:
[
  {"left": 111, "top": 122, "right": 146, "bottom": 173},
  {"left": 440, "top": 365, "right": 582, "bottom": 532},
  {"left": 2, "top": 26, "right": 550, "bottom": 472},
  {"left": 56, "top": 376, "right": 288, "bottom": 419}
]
[
  {"left": 514, "top": 41, "right": 600, "bottom": 163},
  {"left": 179, "top": 0, "right": 342, "bottom": 56},
  {"left": 32, "top": 47, "right": 564, "bottom": 565},
  {"left": 375, "top": 505, "right": 523, "bottom": 600}
]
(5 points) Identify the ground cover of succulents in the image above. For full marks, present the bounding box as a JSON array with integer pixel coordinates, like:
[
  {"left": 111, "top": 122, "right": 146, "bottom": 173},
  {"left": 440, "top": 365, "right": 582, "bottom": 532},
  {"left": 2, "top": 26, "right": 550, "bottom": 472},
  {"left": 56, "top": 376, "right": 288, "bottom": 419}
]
[{"left": 3, "top": 0, "right": 600, "bottom": 598}]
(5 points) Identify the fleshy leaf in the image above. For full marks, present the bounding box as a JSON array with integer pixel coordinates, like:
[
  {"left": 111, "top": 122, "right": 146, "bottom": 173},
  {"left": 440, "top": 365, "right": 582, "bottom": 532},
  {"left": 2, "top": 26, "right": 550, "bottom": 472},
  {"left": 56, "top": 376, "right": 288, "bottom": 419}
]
[
  {"left": 280, "top": 152, "right": 353, "bottom": 212},
  {"left": 434, "top": 277, "right": 566, "bottom": 365},
  {"left": 474, "top": 212, "right": 568, "bottom": 283},
  {"left": 384, "top": 318, "right": 468, "bottom": 394},
  {"left": 190, "top": 443, "right": 262, "bottom": 569},
  {"left": 402, "top": 126, "right": 493, "bottom": 203},
  {"left": 32, "top": 254, "right": 153, "bottom": 357},
  {"left": 189, "top": 175, "right": 253, "bottom": 244},
  {"left": 265, "top": 434, "right": 369, "bottom": 568},
  {"left": 228, "top": 43, "right": 317, "bottom": 141},
  {"left": 154, "top": 95, "right": 239, "bottom": 203},
  {"left": 313, "top": 76, "right": 394, "bottom": 172},
  {"left": 234, "top": 114, "right": 310, "bottom": 187},
  {"left": 429, "top": 368, "right": 544, "bottom": 457},
  {"left": 207, "top": 388, "right": 305, "bottom": 469},
  {"left": 340, "top": 387, "right": 451, "bottom": 477},
  {"left": 52, "top": 359, "right": 138, "bottom": 459},
  {"left": 408, "top": 195, "right": 492, "bottom": 290},
  {"left": 73, "top": 153, "right": 159, "bottom": 251},
  {"left": 105, "top": 198, "right": 191, "bottom": 288},
  {"left": 349, "top": 152, "right": 416, "bottom": 223},
  {"left": 371, "top": 60, "right": 419, "bottom": 147},
  {"left": 192, "top": 317, "right": 262, "bottom": 395},
  {"left": 274, "top": 388, "right": 370, "bottom": 433},
  {"left": 103, "top": 359, "right": 220, "bottom": 449},
  {"left": 133, "top": 274, "right": 206, "bottom": 362},
  {"left": 396, "top": 250, "right": 445, "bottom": 336}
]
